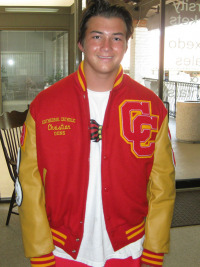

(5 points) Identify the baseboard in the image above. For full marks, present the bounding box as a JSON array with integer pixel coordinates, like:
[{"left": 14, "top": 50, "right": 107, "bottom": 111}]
[
  {"left": 0, "top": 197, "right": 11, "bottom": 203},
  {"left": 176, "top": 178, "right": 200, "bottom": 189}
]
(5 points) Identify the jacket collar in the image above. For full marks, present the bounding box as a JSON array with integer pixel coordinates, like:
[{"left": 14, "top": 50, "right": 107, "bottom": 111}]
[{"left": 77, "top": 61, "right": 124, "bottom": 92}]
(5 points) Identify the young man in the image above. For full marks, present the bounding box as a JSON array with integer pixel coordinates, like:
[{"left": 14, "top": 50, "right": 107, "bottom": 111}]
[{"left": 17, "top": 1, "right": 175, "bottom": 266}]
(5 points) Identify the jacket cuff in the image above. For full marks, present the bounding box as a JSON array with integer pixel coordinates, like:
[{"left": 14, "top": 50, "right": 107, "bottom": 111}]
[
  {"left": 141, "top": 249, "right": 164, "bottom": 266},
  {"left": 30, "top": 252, "right": 56, "bottom": 266}
]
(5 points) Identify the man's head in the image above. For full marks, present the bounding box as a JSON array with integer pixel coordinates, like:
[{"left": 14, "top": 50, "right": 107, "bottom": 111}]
[{"left": 78, "top": 0, "right": 133, "bottom": 46}]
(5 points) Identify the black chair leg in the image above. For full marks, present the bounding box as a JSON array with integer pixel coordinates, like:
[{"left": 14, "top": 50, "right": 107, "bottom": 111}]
[{"left": 6, "top": 190, "right": 17, "bottom": 226}]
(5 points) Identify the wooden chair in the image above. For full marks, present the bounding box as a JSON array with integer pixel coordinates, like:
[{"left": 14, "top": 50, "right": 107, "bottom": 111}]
[{"left": 0, "top": 109, "right": 28, "bottom": 225}]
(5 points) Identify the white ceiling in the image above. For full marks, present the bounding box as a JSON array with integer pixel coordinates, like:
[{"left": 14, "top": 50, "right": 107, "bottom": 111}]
[{"left": 0, "top": 0, "right": 74, "bottom": 6}]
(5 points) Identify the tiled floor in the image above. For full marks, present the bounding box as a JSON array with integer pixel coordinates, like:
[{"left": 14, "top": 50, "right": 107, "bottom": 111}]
[
  {"left": 1, "top": 202, "right": 200, "bottom": 267},
  {"left": 169, "top": 117, "right": 200, "bottom": 180}
]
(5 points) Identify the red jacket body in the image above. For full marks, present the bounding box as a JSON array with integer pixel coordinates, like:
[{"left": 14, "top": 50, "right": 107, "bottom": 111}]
[{"left": 19, "top": 63, "right": 175, "bottom": 261}]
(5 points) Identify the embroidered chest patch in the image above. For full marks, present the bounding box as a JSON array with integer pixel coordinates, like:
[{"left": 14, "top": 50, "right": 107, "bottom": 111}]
[
  {"left": 119, "top": 100, "right": 159, "bottom": 158},
  {"left": 42, "top": 116, "right": 76, "bottom": 136}
]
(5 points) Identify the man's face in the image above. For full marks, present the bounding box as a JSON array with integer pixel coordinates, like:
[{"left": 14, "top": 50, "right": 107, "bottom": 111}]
[{"left": 78, "top": 16, "right": 128, "bottom": 77}]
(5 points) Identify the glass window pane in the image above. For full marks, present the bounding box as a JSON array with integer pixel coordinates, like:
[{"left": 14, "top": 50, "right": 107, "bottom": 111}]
[{"left": 0, "top": 30, "right": 68, "bottom": 112}]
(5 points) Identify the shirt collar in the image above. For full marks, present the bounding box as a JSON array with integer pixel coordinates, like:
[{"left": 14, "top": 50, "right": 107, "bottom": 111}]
[{"left": 77, "top": 61, "right": 124, "bottom": 92}]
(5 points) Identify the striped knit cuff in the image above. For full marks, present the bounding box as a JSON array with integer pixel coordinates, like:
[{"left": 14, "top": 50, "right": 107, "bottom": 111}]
[
  {"left": 30, "top": 252, "right": 56, "bottom": 267},
  {"left": 141, "top": 249, "right": 164, "bottom": 266}
]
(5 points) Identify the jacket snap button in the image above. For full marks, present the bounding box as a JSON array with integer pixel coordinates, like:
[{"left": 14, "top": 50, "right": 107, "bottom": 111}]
[
  {"left": 72, "top": 250, "right": 76, "bottom": 253},
  {"left": 76, "top": 238, "right": 80, "bottom": 242}
]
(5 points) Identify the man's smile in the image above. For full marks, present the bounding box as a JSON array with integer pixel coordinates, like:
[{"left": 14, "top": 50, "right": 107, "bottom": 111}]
[{"left": 98, "top": 56, "right": 113, "bottom": 59}]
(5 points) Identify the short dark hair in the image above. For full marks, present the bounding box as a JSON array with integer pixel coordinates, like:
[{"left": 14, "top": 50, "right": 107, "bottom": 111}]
[{"left": 78, "top": 0, "right": 133, "bottom": 45}]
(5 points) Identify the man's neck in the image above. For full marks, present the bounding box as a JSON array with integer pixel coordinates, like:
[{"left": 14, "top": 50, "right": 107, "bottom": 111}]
[
  {"left": 86, "top": 74, "right": 115, "bottom": 92},
  {"left": 83, "top": 64, "right": 119, "bottom": 92}
]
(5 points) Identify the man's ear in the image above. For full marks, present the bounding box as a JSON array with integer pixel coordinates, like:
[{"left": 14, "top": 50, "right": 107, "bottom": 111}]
[{"left": 78, "top": 41, "right": 84, "bottom": 53}]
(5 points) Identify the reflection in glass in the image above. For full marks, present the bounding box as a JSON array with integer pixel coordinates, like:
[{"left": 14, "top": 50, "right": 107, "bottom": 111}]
[{"left": 1, "top": 31, "right": 68, "bottom": 112}]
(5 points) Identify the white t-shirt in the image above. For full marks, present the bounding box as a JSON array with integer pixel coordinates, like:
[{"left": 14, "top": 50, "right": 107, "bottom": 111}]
[{"left": 53, "top": 89, "right": 144, "bottom": 266}]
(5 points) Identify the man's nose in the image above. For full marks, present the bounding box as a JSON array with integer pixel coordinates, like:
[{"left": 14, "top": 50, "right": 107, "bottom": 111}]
[{"left": 101, "top": 38, "right": 111, "bottom": 51}]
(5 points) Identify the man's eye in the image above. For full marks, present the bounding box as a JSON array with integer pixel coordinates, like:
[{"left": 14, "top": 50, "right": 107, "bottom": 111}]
[
  {"left": 93, "top": 36, "right": 100, "bottom": 39},
  {"left": 114, "top": 37, "right": 121, "bottom": 41}
]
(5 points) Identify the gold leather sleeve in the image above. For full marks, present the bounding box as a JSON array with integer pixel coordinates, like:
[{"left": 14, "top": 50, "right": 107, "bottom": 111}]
[
  {"left": 144, "top": 116, "right": 176, "bottom": 253},
  {"left": 18, "top": 110, "right": 54, "bottom": 258}
]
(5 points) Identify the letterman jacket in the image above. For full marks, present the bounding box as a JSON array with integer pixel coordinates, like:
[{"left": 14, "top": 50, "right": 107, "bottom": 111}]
[{"left": 18, "top": 62, "right": 175, "bottom": 266}]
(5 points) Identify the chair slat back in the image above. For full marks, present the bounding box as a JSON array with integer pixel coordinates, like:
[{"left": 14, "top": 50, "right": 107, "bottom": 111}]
[{"left": 0, "top": 109, "right": 28, "bottom": 182}]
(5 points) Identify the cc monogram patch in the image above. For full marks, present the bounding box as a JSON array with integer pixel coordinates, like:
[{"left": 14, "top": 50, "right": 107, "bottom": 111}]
[{"left": 119, "top": 100, "right": 159, "bottom": 158}]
